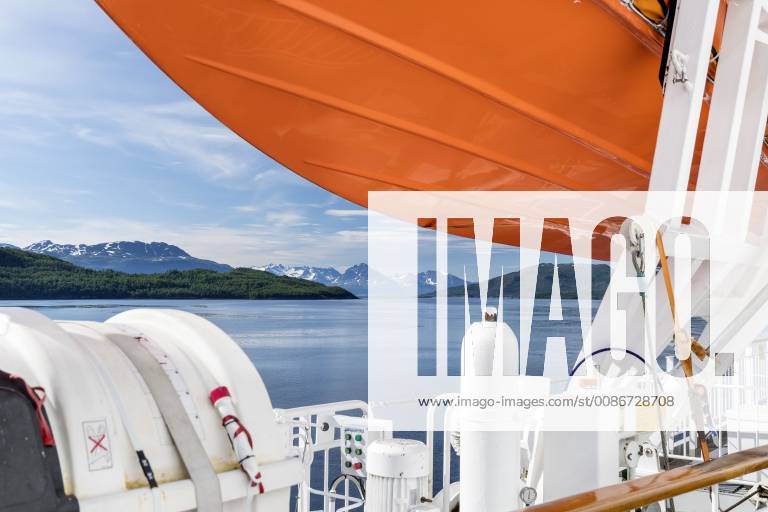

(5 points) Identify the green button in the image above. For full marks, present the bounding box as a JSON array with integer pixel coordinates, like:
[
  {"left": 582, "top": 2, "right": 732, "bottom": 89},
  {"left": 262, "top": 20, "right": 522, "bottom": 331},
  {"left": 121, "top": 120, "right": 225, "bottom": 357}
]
[
  {"left": 345, "top": 448, "right": 351, "bottom": 454},
  {"left": 345, "top": 461, "right": 352, "bottom": 468},
  {"left": 355, "top": 448, "right": 363, "bottom": 456},
  {"left": 344, "top": 433, "right": 352, "bottom": 441},
  {"left": 354, "top": 434, "right": 363, "bottom": 442}
]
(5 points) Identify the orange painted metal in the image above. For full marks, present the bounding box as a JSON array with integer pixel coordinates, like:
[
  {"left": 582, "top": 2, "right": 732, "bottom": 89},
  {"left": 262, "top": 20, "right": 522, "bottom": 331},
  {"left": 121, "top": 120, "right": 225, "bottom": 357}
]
[
  {"left": 95, "top": 0, "right": 767, "bottom": 254},
  {"left": 517, "top": 443, "right": 768, "bottom": 512}
]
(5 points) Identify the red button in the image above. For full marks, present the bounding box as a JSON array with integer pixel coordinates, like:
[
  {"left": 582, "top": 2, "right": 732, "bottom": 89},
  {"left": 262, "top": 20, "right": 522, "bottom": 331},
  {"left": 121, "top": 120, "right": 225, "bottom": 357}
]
[{"left": 353, "top": 462, "right": 363, "bottom": 470}]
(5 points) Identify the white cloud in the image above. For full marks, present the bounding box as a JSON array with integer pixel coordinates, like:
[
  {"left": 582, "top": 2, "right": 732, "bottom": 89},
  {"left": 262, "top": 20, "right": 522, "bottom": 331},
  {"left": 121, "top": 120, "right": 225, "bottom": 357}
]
[
  {"left": 0, "top": 2, "right": 106, "bottom": 35},
  {"left": 0, "top": 125, "right": 55, "bottom": 146},
  {"left": 335, "top": 230, "right": 368, "bottom": 244},
  {"left": 233, "top": 205, "right": 261, "bottom": 213},
  {"left": 112, "top": 104, "right": 252, "bottom": 179},
  {"left": 0, "top": 2, "right": 283, "bottom": 182},
  {"left": 324, "top": 209, "right": 368, "bottom": 217},
  {"left": 0, "top": 191, "right": 43, "bottom": 210},
  {"left": 0, "top": 3, "right": 114, "bottom": 89},
  {"left": 0, "top": 88, "right": 257, "bottom": 180},
  {"left": 74, "top": 125, "right": 116, "bottom": 147},
  {"left": 265, "top": 211, "right": 306, "bottom": 226},
  {"left": 252, "top": 169, "right": 282, "bottom": 183},
  {"left": 0, "top": 199, "right": 24, "bottom": 210},
  {"left": 0, "top": 217, "right": 367, "bottom": 268}
]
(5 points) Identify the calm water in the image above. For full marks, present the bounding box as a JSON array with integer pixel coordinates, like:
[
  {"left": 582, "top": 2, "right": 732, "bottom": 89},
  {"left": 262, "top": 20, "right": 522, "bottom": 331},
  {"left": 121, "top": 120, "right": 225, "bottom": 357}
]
[
  {"left": 0, "top": 297, "right": 589, "bottom": 498},
  {"left": 0, "top": 298, "right": 593, "bottom": 406},
  {"left": 0, "top": 299, "right": 370, "bottom": 408}
]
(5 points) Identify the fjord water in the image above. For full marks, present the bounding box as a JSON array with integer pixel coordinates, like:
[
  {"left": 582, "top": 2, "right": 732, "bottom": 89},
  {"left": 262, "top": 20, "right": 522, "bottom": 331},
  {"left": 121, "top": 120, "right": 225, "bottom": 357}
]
[
  {"left": 1, "top": 297, "right": 590, "bottom": 405},
  {"left": 0, "top": 298, "right": 586, "bottom": 497},
  {"left": 0, "top": 299, "right": 370, "bottom": 407}
]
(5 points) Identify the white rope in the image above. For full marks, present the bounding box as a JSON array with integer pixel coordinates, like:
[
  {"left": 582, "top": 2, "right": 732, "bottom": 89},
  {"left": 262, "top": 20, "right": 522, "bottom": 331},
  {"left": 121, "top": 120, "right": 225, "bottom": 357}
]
[{"left": 671, "top": 49, "right": 694, "bottom": 92}]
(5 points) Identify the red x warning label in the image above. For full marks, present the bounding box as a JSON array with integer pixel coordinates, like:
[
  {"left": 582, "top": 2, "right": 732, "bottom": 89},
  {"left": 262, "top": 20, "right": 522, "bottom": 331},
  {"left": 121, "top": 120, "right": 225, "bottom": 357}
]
[{"left": 83, "top": 420, "right": 112, "bottom": 471}]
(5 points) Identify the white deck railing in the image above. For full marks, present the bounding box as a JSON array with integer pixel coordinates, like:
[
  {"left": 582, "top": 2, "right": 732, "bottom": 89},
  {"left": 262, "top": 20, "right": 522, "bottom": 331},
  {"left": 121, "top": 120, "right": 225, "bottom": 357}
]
[{"left": 275, "top": 400, "right": 369, "bottom": 512}]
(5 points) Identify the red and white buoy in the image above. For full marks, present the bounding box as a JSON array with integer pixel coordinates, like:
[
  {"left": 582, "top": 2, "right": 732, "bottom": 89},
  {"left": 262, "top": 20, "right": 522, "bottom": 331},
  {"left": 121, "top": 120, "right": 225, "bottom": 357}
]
[{"left": 209, "top": 386, "right": 264, "bottom": 495}]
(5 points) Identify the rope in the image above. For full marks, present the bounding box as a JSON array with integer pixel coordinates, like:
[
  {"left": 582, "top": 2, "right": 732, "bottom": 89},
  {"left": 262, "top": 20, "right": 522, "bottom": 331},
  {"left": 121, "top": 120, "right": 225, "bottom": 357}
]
[
  {"left": 569, "top": 348, "right": 646, "bottom": 377},
  {"left": 656, "top": 232, "right": 712, "bottom": 462},
  {"left": 627, "top": 225, "right": 675, "bottom": 511}
]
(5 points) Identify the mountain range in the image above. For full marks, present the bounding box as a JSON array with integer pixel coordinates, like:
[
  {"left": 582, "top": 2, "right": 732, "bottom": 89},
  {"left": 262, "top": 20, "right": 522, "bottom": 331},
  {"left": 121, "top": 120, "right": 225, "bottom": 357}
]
[
  {"left": 23, "top": 240, "right": 231, "bottom": 274},
  {"left": 8, "top": 240, "right": 593, "bottom": 297},
  {"left": 255, "top": 263, "right": 367, "bottom": 295},
  {"left": 0, "top": 247, "right": 354, "bottom": 300},
  {"left": 1, "top": 241, "right": 464, "bottom": 295},
  {"left": 421, "top": 263, "right": 612, "bottom": 300},
  {"left": 255, "top": 263, "right": 464, "bottom": 296}
]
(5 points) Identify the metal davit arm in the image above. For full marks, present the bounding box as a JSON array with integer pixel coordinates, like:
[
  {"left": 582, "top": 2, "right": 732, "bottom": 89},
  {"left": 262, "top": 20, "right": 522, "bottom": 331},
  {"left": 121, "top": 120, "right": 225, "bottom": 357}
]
[{"left": 516, "top": 443, "right": 768, "bottom": 512}]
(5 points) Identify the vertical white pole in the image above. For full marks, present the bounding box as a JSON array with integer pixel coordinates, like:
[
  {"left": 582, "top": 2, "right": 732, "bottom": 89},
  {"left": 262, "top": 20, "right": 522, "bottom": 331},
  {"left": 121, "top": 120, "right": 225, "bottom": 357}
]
[
  {"left": 643, "top": 2, "right": 720, "bottom": 388},
  {"left": 725, "top": 40, "right": 768, "bottom": 238},
  {"left": 695, "top": 0, "right": 763, "bottom": 192},
  {"left": 459, "top": 322, "right": 521, "bottom": 511},
  {"left": 301, "top": 420, "right": 311, "bottom": 512},
  {"left": 323, "top": 446, "right": 329, "bottom": 511},
  {"left": 436, "top": 218, "right": 448, "bottom": 377},
  {"left": 693, "top": 0, "right": 764, "bottom": 237},
  {"left": 647, "top": 0, "right": 721, "bottom": 218},
  {"left": 730, "top": 42, "right": 768, "bottom": 193}
]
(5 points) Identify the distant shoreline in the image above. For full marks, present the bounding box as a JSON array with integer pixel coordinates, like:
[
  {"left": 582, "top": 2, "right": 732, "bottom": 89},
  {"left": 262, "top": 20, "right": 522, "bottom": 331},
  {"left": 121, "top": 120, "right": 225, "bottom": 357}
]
[{"left": 0, "top": 248, "right": 357, "bottom": 301}]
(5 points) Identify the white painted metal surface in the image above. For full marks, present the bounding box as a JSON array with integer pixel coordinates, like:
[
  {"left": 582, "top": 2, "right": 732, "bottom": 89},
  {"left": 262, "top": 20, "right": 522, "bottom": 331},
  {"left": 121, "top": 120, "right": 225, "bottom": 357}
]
[
  {"left": 274, "top": 400, "right": 372, "bottom": 512},
  {"left": 459, "top": 314, "right": 522, "bottom": 512},
  {"left": 648, "top": 0, "right": 720, "bottom": 198},
  {"left": 460, "top": 312, "right": 519, "bottom": 377},
  {"left": 365, "top": 439, "right": 429, "bottom": 512}
]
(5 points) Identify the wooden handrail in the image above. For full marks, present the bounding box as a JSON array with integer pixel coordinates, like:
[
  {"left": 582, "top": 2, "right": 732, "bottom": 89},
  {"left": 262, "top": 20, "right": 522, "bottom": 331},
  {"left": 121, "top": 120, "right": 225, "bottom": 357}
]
[{"left": 518, "top": 444, "right": 768, "bottom": 512}]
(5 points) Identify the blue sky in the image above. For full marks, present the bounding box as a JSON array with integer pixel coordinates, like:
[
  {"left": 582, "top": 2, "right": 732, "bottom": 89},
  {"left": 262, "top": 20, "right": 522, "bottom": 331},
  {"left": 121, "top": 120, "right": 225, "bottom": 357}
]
[{"left": 0, "top": 1, "right": 368, "bottom": 268}]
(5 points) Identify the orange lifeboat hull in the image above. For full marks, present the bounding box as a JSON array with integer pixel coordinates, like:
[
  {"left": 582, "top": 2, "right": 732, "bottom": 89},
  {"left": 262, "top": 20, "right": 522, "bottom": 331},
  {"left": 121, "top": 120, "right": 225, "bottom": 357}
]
[{"left": 95, "top": 0, "right": 765, "bottom": 256}]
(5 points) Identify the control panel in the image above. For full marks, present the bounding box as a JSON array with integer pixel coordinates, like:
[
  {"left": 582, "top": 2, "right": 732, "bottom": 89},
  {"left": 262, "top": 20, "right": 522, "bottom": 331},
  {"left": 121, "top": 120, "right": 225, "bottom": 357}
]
[{"left": 335, "top": 415, "right": 390, "bottom": 478}]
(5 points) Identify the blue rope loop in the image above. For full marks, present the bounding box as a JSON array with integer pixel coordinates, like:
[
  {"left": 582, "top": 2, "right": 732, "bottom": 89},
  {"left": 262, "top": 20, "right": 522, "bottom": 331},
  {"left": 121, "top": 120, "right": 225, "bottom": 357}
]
[{"left": 569, "top": 347, "right": 646, "bottom": 376}]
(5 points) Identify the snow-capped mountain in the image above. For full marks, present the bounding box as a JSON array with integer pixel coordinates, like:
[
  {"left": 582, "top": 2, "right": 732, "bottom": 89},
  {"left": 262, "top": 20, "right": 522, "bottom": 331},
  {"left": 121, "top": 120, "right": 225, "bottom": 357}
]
[
  {"left": 338, "top": 264, "right": 368, "bottom": 295},
  {"left": 255, "top": 262, "right": 464, "bottom": 296},
  {"left": 254, "top": 263, "right": 342, "bottom": 285},
  {"left": 24, "top": 240, "right": 231, "bottom": 274},
  {"left": 419, "top": 270, "right": 465, "bottom": 290},
  {"left": 27, "top": 240, "right": 191, "bottom": 258},
  {"left": 254, "top": 263, "right": 287, "bottom": 275}
]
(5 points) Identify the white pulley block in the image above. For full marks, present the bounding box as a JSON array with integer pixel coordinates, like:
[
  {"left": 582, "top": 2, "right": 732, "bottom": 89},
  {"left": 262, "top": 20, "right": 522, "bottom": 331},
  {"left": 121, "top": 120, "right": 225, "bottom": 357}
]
[{"left": 674, "top": 329, "right": 692, "bottom": 361}]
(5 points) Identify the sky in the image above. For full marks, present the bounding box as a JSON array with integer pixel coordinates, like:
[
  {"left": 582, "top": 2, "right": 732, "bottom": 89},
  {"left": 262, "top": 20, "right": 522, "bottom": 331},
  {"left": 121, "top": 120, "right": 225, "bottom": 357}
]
[{"left": 0, "top": 1, "right": 368, "bottom": 268}]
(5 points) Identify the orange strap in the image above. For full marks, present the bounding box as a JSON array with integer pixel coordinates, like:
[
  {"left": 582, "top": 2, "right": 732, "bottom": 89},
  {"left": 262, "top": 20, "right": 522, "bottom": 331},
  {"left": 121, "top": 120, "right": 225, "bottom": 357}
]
[
  {"left": 656, "top": 232, "right": 711, "bottom": 461},
  {"left": 656, "top": 232, "right": 677, "bottom": 322}
]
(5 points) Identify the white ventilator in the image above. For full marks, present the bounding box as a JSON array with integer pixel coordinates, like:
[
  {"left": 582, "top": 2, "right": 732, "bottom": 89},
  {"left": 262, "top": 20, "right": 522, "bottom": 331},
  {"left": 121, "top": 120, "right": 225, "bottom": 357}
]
[
  {"left": 365, "top": 439, "right": 430, "bottom": 512},
  {"left": 458, "top": 307, "right": 522, "bottom": 512}
]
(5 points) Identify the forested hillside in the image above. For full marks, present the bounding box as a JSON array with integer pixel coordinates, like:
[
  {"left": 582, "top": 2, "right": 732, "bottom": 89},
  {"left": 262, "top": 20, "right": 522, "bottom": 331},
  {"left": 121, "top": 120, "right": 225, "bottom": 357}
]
[{"left": 0, "top": 248, "right": 356, "bottom": 300}]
